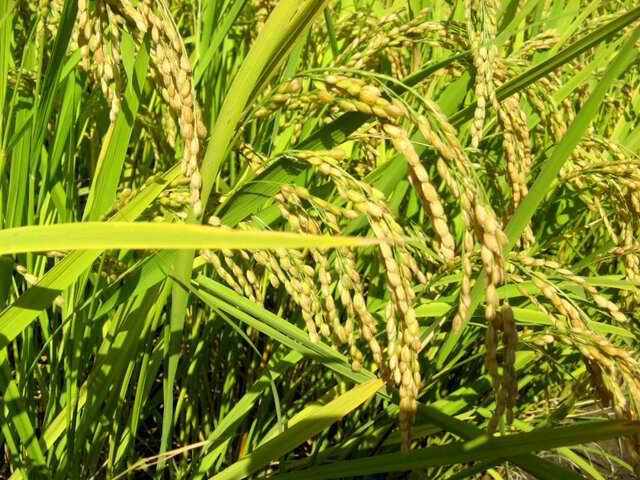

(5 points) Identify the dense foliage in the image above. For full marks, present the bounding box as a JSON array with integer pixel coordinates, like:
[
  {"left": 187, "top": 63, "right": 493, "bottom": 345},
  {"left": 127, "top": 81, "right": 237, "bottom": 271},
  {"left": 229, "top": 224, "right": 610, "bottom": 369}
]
[{"left": 1, "top": 0, "right": 640, "bottom": 478}]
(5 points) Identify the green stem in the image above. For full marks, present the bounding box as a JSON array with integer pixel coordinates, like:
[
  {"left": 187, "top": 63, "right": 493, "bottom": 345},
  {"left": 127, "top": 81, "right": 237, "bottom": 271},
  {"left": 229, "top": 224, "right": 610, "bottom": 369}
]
[{"left": 161, "top": 0, "right": 329, "bottom": 468}]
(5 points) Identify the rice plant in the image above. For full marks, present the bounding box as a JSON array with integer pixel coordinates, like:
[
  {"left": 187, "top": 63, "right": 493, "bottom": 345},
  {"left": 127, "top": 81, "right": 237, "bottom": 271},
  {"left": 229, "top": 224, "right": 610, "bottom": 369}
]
[{"left": 1, "top": 0, "right": 640, "bottom": 478}]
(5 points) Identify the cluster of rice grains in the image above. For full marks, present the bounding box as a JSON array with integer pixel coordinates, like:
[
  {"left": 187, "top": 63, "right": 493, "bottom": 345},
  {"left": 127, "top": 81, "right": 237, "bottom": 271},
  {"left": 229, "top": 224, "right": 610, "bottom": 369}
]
[
  {"left": 229, "top": 48, "right": 638, "bottom": 468},
  {"left": 8, "top": 0, "right": 640, "bottom": 476},
  {"left": 464, "top": 0, "right": 500, "bottom": 150},
  {"left": 74, "top": 0, "right": 206, "bottom": 216},
  {"left": 464, "top": 0, "right": 537, "bottom": 247},
  {"left": 559, "top": 140, "right": 640, "bottom": 311},
  {"left": 516, "top": 35, "right": 640, "bottom": 470},
  {"left": 212, "top": 67, "right": 530, "bottom": 452},
  {"left": 330, "top": 8, "right": 466, "bottom": 79},
  {"left": 55, "top": 0, "right": 632, "bottom": 468},
  {"left": 510, "top": 254, "right": 640, "bottom": 471}
]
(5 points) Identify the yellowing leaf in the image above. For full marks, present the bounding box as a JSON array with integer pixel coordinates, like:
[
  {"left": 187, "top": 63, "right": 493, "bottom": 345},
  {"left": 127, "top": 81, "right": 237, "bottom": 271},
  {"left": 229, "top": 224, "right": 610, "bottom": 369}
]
[
  {"left": 0, "top": 222, "right": 381, "bottom": 256},
  {"left": 211, "top": 379, "right": 383, "bottom": 480}
]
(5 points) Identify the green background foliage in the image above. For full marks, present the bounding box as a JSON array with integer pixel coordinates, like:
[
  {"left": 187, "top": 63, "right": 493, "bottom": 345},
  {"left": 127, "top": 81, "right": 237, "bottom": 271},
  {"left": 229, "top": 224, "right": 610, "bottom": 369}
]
[{"left": 1, "top": 0, "right": 639, "bottom": 478}]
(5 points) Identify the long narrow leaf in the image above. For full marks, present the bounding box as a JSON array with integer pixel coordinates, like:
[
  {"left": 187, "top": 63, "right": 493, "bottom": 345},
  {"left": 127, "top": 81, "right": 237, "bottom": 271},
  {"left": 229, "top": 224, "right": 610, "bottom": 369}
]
[
  {"left": 272, "top": 421, "right": 640, "bottom": 479},
  {"left": 211, "top": 380, "right": 383, "bottom": 480},
  {"left": 0, "top": 222, "right": 379, "bottom": 255}
]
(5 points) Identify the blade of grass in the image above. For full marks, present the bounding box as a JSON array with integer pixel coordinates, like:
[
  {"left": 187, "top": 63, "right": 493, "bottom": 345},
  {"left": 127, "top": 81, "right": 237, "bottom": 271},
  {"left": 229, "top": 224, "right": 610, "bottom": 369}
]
[
  {"left": 191, "top": 350, "right": 303, "bottom": 477},
  {"left": 28, "top": 0, "right": 77, "bottom": 185},
  {"left": 271, "top": 421, "right": 640, "bottom": 479},
  {"left": 82, "top": 38, "right": 150, "bottom": 220},
  {"left": 0, "top": 349, "right": 51, "bottom": 478},
  {"left": 0, "top": 165, "right": 180, "bottom": 353},
  {"left": 0, "top": 222, "right": 380, "bottom": 255},
  {"left": 193, "top": 0, "right": 249, "bottom": 86},
  {"left": 210, "top": 380, "right": 384, "bottom": 480}
]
